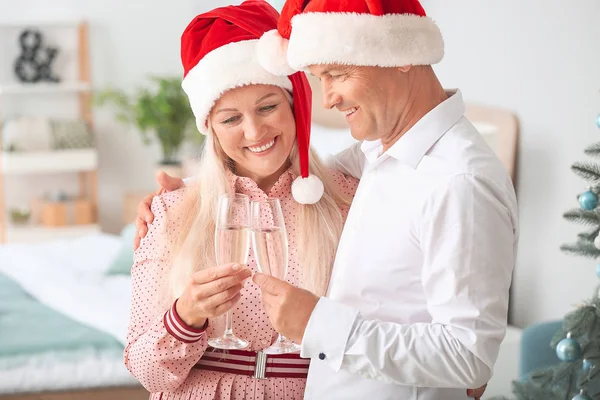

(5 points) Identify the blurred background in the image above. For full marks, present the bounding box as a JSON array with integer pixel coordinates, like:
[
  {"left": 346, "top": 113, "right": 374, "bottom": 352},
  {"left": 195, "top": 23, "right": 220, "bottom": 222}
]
[{"left": 0, "top": 0, "right": 599, "bottom": 399}]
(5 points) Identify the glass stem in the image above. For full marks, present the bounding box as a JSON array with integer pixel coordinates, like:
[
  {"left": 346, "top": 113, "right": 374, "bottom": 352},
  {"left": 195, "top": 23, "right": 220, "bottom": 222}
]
[
  {"left": 276, "top": 334, "right": 287, "bottom": 345},
  {"left": 224, "top": 310, "right": 234, "bottom": 336}
]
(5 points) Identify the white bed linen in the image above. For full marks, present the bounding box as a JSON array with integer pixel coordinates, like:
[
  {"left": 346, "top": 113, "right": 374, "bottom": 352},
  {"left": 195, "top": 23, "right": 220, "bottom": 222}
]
[
  {"left": 0, "top": 233, "right": 132, "bottom": 346},
  {"left": 0, "top": 348, "right": 139, "bottom": 394},
  {"left": 0, "top": 233, "right": 141, "bottom": 393}
]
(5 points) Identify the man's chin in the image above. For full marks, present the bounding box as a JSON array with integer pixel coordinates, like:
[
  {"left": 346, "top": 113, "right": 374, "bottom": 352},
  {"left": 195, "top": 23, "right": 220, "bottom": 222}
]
[{"left": 350, "top": 129, "right": 369, "bottom": 142}]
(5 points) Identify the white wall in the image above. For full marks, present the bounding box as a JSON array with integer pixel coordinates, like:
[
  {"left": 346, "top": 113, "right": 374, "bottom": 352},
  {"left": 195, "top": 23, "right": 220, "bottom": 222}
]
[
  {"left": 421, "top": 0, "right": 600, "bottom": 327},
  {"left": 1, "top": 0, "right": 599, "bottom": 328}
]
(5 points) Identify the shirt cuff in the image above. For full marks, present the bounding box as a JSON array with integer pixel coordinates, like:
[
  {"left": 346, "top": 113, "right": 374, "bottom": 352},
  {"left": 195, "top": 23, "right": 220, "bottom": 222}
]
[
  {"left": 163, "top": 299, "right": 208, "bottom": 343},
  {"left": 300, "top": 297, "right": 359, "bottom": 372}
]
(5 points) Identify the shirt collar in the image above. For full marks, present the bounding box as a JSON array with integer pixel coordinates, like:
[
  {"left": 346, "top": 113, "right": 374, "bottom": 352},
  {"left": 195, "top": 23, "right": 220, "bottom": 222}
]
[
  {"left": 361, "top": 89, "right": 466, "bottom": 168},
  {"left": 225, "top": 166, "right": 296, "bottom": 200}
]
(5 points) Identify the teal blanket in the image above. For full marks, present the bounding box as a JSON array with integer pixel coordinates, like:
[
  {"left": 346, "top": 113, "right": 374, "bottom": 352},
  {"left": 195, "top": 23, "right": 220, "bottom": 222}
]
[{"left": 0, "top": 272, "right": 123, "bottom": 360}]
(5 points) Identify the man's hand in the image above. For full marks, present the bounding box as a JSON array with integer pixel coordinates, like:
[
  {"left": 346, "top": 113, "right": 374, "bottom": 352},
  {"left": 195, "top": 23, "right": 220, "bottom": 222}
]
[
  {"left": 254, "top": 275, "right": 488, "bottom": 398},
  {"left": 467, "top": 384, "right": 487, "bottom": 399},
  {"left": 133, "top": 170, "right": 185, "bottom": 250},
  {"left": 252, "top": 273, "right": 319, "bottom": 343}
]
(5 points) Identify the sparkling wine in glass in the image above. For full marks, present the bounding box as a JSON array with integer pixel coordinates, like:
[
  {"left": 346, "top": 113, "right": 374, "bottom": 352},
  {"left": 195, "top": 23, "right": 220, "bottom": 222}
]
[
  {"left": 251, "top": 198, "right": 301, "bottom": 354},
  {"left": 208, "top": 193, "right": 250, "bottom": 350}
]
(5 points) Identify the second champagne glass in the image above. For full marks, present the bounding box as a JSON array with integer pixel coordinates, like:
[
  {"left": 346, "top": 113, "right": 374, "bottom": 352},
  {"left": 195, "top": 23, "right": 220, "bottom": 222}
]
[
  {"left": 208, "top": 193, "right": 250, "bottom": 350},
  {"left": 250, "top": 198, "right": 301, "bottom": 354}
]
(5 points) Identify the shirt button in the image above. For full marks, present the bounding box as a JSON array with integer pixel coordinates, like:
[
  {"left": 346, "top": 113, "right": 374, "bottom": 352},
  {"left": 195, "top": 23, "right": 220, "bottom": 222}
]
[
  {"left": 261, "top": 339, "right": 269, "bottom": 345},
  {"left": 318, "top": 353, "right": 326, "bottom": 360}
]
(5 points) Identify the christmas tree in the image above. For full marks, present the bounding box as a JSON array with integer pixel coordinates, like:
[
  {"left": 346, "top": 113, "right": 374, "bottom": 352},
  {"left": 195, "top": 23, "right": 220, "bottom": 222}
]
[{"left": 509, "top": 114, "right": 600, "bottom": 400}]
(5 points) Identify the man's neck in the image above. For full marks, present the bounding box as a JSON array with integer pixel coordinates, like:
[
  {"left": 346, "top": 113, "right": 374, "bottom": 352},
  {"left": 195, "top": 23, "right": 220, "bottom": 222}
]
[{"left": 381, "top": 71, "right": 448, "bottom": 153}]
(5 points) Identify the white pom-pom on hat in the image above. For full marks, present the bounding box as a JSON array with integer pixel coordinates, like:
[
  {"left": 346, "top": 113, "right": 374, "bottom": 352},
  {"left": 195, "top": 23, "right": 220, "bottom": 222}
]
[
  {"left": 292, "top": 175, "right": 324, "bottom": 205},
  {"left": 257, "top": 29, "right": 296, "bottom": 76}
]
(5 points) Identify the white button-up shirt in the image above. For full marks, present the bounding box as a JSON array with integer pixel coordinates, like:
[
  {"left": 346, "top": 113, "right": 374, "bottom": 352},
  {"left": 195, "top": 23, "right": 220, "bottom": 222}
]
[{"left": 301, "top": 90, "right": 519, "bottom": 400}]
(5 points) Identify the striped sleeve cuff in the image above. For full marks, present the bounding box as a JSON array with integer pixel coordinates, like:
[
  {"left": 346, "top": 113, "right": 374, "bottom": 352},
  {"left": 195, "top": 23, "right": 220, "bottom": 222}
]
[{"left": 163, "top": 299, "right": 209, "bottom": 343}]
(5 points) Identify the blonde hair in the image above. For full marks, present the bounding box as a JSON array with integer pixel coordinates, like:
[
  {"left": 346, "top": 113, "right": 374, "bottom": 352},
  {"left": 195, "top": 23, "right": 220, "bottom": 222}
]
[{"left": 165, "top": 109, "right": 350, "bottom": 304}]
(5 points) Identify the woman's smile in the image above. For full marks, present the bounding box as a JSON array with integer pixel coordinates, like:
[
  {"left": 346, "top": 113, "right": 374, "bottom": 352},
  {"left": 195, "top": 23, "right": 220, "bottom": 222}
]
[{"left": 246, "top": 136, "right": 277, "bottom": 156}]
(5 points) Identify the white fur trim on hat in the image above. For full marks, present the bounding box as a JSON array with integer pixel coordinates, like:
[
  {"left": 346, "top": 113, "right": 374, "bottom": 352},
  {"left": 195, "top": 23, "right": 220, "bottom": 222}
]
[
  {"left": 182, "top": 39, "right": 293, "bottom": 134},
  {"left": 257, "top": 29, "right": 297, "bottom": 77},
  {"left": 292, "top": 175, "right": 324, "bottom": 204},
  {"left": 287, "top": 12, "right": 444, "bottom": 71}
]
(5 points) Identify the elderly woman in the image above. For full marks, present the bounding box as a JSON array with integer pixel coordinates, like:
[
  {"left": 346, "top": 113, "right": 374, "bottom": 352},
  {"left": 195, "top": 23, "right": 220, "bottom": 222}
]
[{"left": 125, "top": 2, "right": 356, "bottom": 399}]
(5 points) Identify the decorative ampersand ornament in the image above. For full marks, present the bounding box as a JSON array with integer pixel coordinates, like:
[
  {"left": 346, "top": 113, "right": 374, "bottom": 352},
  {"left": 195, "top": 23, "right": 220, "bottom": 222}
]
[{"left": 13, "top": 29, "right": 61, "bottom": 83}]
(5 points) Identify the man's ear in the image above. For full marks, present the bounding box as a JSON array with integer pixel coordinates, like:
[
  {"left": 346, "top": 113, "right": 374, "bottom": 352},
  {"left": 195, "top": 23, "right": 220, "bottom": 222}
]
[{"left": 398, "top": 65, "right": 412, "bottom": 73}]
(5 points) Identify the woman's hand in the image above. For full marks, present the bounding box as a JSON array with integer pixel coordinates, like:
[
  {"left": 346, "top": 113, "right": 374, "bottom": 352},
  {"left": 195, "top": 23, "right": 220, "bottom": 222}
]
[{"left": 176, "top": 263, "right": 252, "bottom": 328}]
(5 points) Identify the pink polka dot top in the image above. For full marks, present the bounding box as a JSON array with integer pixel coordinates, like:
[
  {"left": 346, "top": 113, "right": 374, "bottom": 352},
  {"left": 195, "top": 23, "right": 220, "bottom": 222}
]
[{"left": 125, "top": 168, "right": 358, "bottom": 400}]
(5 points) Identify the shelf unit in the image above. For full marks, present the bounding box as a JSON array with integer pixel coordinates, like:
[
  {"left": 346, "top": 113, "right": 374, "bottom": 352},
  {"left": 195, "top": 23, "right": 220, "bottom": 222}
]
[
  {"left": 0, "top": 21, "right": 98, "bottom": 244},
  {"left": 0, "top": 82, "right": 92, "bottom": 95},
  {"left": 2, "top": 148, "right": 98, "bottom": 174}
]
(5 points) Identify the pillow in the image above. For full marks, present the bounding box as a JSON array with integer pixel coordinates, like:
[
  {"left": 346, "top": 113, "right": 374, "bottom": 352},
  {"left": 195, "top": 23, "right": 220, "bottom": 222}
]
[
  {"left": 50, "top": 119, "right": 94, "bottom": 149},
  {"left": 105, "top": 223, "right": 137, "bottom": 275},
  {"left": 2, "top": 116, "right": 52, "bottom": 152}
]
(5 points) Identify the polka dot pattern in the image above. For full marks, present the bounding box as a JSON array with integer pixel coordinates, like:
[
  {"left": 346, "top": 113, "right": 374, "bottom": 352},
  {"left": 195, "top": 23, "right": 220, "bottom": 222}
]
[{"left": 125, "top": 167, "right": 358, "bottom": 399}]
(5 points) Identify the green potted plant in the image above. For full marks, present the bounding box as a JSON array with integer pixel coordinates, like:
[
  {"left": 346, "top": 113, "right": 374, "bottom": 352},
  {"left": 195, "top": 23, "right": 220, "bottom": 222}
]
[{"left": 95, "top": 76, "right": 204, "bottom": 176}]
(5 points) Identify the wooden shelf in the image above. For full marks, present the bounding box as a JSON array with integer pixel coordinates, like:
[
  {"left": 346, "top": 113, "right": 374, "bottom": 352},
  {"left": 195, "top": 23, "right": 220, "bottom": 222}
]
[
  {"left": 1, "top": 149, "right": 98, "bottom": 175},
  {"left": 0, "top": 82, "right": 92, "bottom": 95},
  {"left": 5, "top": 223, "right": 101, "bottom": 244},
  {"left": 0, "top": 21, "right": 84, "bottom": 29}
]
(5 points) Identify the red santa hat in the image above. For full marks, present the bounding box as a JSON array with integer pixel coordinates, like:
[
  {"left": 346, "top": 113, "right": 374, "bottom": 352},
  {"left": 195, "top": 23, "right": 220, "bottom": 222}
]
[
  {"left": 257, "top": 0, "right": 444, "bottom": 76},
  {"left": 180, "top": 0, "right": 324, "bottom": 205}
]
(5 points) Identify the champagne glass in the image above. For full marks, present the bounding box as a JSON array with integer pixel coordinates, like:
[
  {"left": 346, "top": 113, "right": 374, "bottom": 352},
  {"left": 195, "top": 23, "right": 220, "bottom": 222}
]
[
  {"left": 250, "top": 198, "right": 301, "bottom": 354},
  {"left": 208, "top": 193, "right": 250, "bottom": 350}
]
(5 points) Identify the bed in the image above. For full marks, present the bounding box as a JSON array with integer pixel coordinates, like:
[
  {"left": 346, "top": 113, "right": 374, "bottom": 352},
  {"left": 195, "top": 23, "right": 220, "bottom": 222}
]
[{"left": 0, "top": 229, "right": 149, "bottom": 400}]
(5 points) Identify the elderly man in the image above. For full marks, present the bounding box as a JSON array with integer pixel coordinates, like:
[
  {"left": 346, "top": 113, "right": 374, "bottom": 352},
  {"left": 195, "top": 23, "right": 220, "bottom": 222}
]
[
  {"left": 256, "top": 0, "right": 518, "bottom": 398},
  {"left": 134, "top": 0, "right": 518, "bottom": 398}
]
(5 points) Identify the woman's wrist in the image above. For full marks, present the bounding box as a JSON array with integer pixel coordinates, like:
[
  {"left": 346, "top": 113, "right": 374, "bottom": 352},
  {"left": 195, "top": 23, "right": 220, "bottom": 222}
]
[
  {"left": 175, "top": 298, "right": 207, "bottom": 329},
  {"left": 194, "top": 318, "right": 208, "bottom": 329}
]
